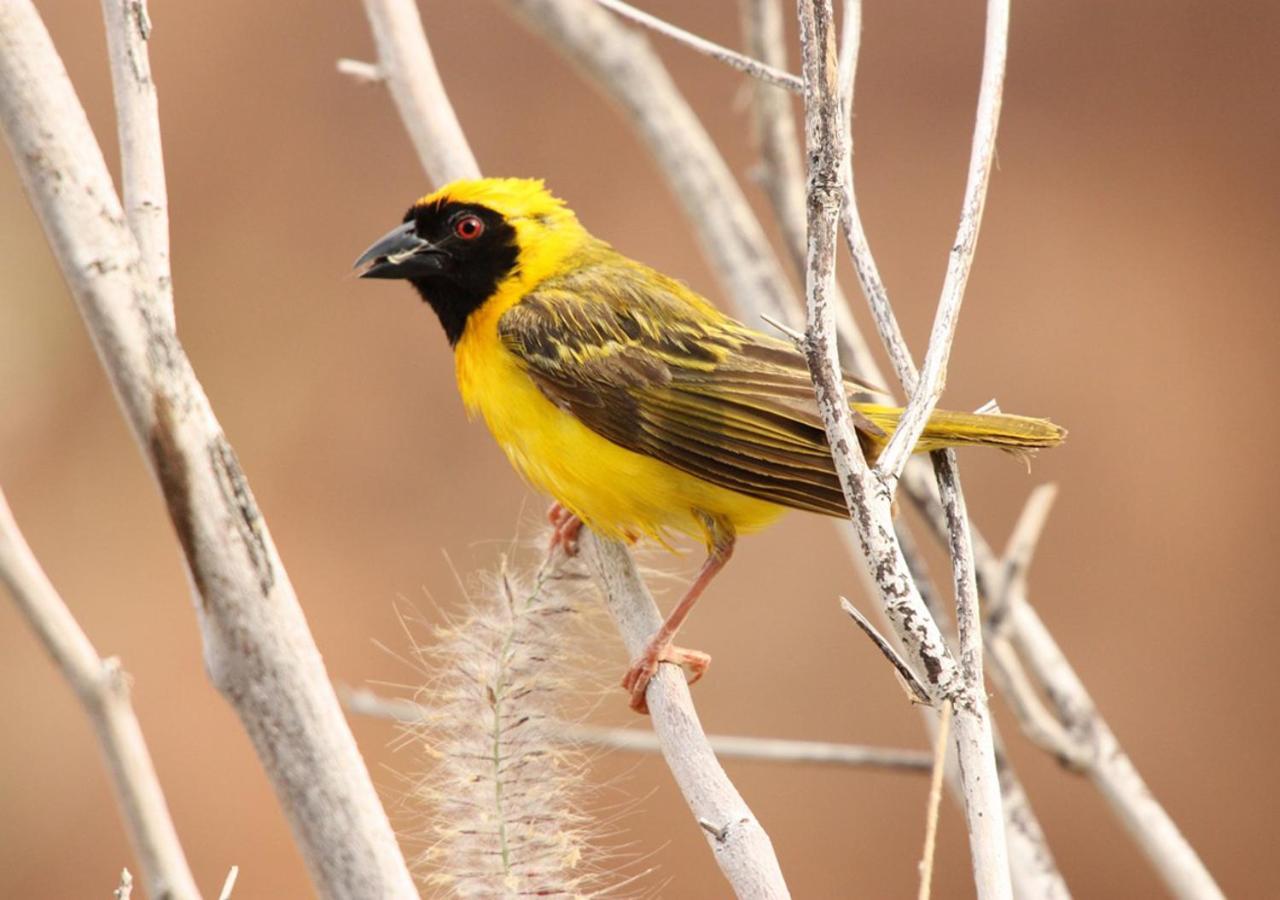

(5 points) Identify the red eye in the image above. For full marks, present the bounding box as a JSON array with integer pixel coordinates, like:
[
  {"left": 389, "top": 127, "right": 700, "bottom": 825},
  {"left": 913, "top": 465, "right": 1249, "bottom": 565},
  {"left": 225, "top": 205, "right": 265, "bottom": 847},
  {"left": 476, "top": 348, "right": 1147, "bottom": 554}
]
[{"left": 453, "top": 214, "right": 485, "bottom": 240}]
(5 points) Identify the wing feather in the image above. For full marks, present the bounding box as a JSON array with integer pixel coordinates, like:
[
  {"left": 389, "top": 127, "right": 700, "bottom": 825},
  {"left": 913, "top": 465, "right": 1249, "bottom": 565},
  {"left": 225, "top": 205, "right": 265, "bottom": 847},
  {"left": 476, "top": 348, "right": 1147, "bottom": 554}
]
[{"left": 497, "top": 260, "right": 864, "bottom": 517}]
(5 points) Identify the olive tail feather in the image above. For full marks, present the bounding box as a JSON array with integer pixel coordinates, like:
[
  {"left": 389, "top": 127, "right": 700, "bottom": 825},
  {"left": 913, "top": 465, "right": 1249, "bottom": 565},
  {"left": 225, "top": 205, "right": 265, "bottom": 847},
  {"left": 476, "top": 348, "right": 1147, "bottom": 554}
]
[{"left": 855, "top": 403, "right": 1067, "bottom": 455}]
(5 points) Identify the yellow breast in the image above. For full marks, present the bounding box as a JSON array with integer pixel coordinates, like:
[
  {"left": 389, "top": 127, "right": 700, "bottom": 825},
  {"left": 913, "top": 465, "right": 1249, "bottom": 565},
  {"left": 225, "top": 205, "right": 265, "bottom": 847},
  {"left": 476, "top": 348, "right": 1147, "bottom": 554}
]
[{"left": 453, "top": 289, "right": 786, "bottom": 546}]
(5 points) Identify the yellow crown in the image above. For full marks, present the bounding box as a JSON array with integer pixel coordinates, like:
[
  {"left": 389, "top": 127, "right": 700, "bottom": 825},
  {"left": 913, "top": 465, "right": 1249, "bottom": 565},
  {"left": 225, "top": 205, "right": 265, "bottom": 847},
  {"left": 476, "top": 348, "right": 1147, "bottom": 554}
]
[{"left": 415, "top": 177, "right": 575, "bottom": 224}]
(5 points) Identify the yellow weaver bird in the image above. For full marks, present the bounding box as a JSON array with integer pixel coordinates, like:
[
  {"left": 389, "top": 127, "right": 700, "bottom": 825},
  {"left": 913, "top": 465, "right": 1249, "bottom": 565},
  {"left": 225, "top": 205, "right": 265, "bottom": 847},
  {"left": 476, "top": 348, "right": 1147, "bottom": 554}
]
[{"left": 356, "top": 178, "right": 1064, "bottom": 713}]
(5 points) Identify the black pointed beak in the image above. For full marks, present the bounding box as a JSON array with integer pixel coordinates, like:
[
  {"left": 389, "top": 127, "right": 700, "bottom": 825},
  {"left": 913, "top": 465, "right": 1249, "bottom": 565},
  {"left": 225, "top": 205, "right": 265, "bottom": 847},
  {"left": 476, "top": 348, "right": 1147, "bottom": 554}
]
[{"left": 354, "top": 221, "right": 449, "bottom": 279}]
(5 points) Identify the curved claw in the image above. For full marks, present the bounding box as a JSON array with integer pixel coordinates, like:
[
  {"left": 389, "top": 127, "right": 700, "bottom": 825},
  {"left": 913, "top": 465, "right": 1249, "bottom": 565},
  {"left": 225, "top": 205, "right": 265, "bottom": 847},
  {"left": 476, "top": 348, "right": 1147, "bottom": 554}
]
[
  {"left": 622, "top": 641, "right": 712, "bottom": 715},
  {"left": 546, "top": 502, "right": 583, "bottom": 557}
]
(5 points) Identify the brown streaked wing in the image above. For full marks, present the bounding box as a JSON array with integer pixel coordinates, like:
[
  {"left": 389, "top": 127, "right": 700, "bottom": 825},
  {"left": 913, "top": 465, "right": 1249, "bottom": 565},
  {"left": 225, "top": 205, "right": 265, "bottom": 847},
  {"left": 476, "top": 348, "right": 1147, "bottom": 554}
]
[{"left": 496, "top": 266, "right": 873, "bottom": 518}]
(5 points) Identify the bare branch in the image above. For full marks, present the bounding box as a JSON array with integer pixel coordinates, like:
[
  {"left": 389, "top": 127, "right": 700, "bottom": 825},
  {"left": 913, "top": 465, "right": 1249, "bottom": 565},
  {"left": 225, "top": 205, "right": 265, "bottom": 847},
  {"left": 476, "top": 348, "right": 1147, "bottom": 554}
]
[
  {"left": 568, "top": 722, "right": 932, "bottom": 771},
  {"left": 741, "top": 35, "right": 1041, "bottom": 888},
  {"left": 796, "top": 3, "right": 1010, "bottom": 896},
  {"left": 830, "top": 8, "right": 1071, "bottom": 891},
  {"left": 793, "top": 0, "right": 959, "bottom": 716},
  {"left": 99, "top": 0, "right": 172, "bottom": 329},
  {"left": 981, "top": 484, "right": 1091, "bottom": 767},
  {"left": 931, "top": 450, "right": 1012, "bottom": 898},
  {"left": 582, "top": 532, "right": 790, "bottom": 898},
  {"left": 918, "top": 701, "right": 953, "bottom": 900},
  {"left": 873, "top": 0, "right": 1011, "bottom": 483},
  {"left": 747, "top": 17, "right": 1061, "bottom": 887},
  {"left": 344, "top": 686, "right": 932, "bottom": 772},
  {"left": 0, "top": 488, "right": 199, "bottom": 900},
  {"left": 835, "top": 0, "right": 859, "bottom": 120},
  {"left": 898, "top": 492, "right": 1225, "bottom": 899},
  {"left": 985, "top": 638, "right": 1090, "bottom": 768},
  {"left": 595, "top": 0, "right": 802, "bottom": 93},
  {"left": 0, "top": 5, "right": 415, "bottom": 896},
  {"left": 356, "top": 0, "right": 480, "bottom": 181},
  {"left": 839, "top": 598, "right": 930, "bottom": 703}
]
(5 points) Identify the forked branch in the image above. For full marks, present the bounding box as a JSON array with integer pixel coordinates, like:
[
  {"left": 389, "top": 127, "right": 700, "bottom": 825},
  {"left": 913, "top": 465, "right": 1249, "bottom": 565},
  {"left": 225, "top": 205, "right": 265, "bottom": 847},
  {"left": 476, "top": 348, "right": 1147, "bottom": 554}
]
[
  {"left": 872, "top": 0, "right": 1011, "bottom": 484},
  {"left": 795, "top": 1, "right": 1011, "bottom": 896}
]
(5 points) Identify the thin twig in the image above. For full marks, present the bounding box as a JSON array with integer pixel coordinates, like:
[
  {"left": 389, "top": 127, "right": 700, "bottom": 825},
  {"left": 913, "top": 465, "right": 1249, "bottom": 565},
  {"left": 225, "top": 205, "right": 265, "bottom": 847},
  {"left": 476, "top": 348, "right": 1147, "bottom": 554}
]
[
  {"left": 567, "top": 722, "right": 931, "bottom": 772},
  {"left": 985, "top": 638, "right": 1090, "bottom": 769},
  {"left": 918, "top": 700, "right": 953, "bottom": 900},
  {"left": 0, "top": 5, "right": 416, "bottom": 896},
  {"left": 344, "top": 686, "right": 932, "bottom": 772},
  {"left": 932, "top": 449, "right": 1012, "bottom": 898},
  {"left": 839, "top": 598, "right": 930, "bottom": 704},
  {"left": 99, "top": 0, "right": 173, "bottom": 330},
  {"left": 796, "top": 3, "right": 1011, "bottom": 896},
  {"left": 982, "top": 485, "right": 1091, "bottom": 767},
  {"left": 794, "top": 0, "right": 960, "bottom": 717},
  {"left": 217, "top": 866, "right": 240, "bottom": 900},
  {"left": 835, "top": 0, "right": 859, "bottom": 121},
  {"left": 873, "top": 0, "right": 1011, "bottom": 484},
  {"left": 0, "top": 488, "right": 200, "bottom": 900},
  {"left": 759, "top": 311, "right": 805, "bottom": 346},
  {"left": 595, "top": 0, "right": 802, "bottom": 93},
  {"left": 830, "top": 4, "right": 1071, "bottom": 893},
  {"left": 624, "top": 1, "right": 1068, "bottom": 893}
]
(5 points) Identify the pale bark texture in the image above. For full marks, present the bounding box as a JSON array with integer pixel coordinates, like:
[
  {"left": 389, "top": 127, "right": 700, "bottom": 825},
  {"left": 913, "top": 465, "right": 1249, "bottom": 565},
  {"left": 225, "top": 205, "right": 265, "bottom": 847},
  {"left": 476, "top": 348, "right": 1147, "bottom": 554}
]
[{"left": 0, "top": 3, "right": 415, "bottom": 896}]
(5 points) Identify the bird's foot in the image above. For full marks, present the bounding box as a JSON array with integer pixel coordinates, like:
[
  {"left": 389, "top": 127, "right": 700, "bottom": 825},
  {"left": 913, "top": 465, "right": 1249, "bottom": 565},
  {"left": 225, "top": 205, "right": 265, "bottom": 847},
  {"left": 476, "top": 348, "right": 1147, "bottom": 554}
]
[
  {"left": 546, "top": 502, "right": 583, "bottom": 558},
  {"left": 622, "top": 638, "right": 711, "bottom": 715}
]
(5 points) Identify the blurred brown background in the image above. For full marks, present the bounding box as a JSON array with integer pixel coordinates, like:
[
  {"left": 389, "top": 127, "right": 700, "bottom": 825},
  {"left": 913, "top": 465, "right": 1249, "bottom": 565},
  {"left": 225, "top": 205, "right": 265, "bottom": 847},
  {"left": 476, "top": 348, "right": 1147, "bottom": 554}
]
[{"left": 2, "top": 0, "right": 1277, "bottom": 896}]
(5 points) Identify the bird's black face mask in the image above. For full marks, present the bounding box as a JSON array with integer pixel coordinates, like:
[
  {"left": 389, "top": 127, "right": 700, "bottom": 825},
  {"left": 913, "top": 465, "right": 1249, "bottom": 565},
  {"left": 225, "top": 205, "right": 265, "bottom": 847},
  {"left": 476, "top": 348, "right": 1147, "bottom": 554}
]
[{"left": 355, "top": 201, "right": 519, "bottom": 345}]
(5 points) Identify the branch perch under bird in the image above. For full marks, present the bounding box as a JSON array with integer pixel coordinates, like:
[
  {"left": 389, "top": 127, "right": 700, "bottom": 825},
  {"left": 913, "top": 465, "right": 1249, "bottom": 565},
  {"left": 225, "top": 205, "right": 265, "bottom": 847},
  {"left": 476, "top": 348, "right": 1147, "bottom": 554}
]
[
  {"left": 582, "top": 533, "right": 790, "bottom": 898},
  {"left": 497, "top": 0, "right": 1068, "bottom": 895},
  {"left": 350, "top": 2, "right": 791, "bottom": 895}
]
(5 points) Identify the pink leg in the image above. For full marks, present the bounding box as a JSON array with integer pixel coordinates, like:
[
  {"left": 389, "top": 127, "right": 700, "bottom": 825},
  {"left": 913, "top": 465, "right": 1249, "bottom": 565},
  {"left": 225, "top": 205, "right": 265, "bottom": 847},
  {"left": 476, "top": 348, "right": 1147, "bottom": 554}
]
[
  {"left": 622, "top": 517, "right": 735, "bottom": 714},
  {"left": 547, "top": 502, "right": 583, "bottom": 557}
]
